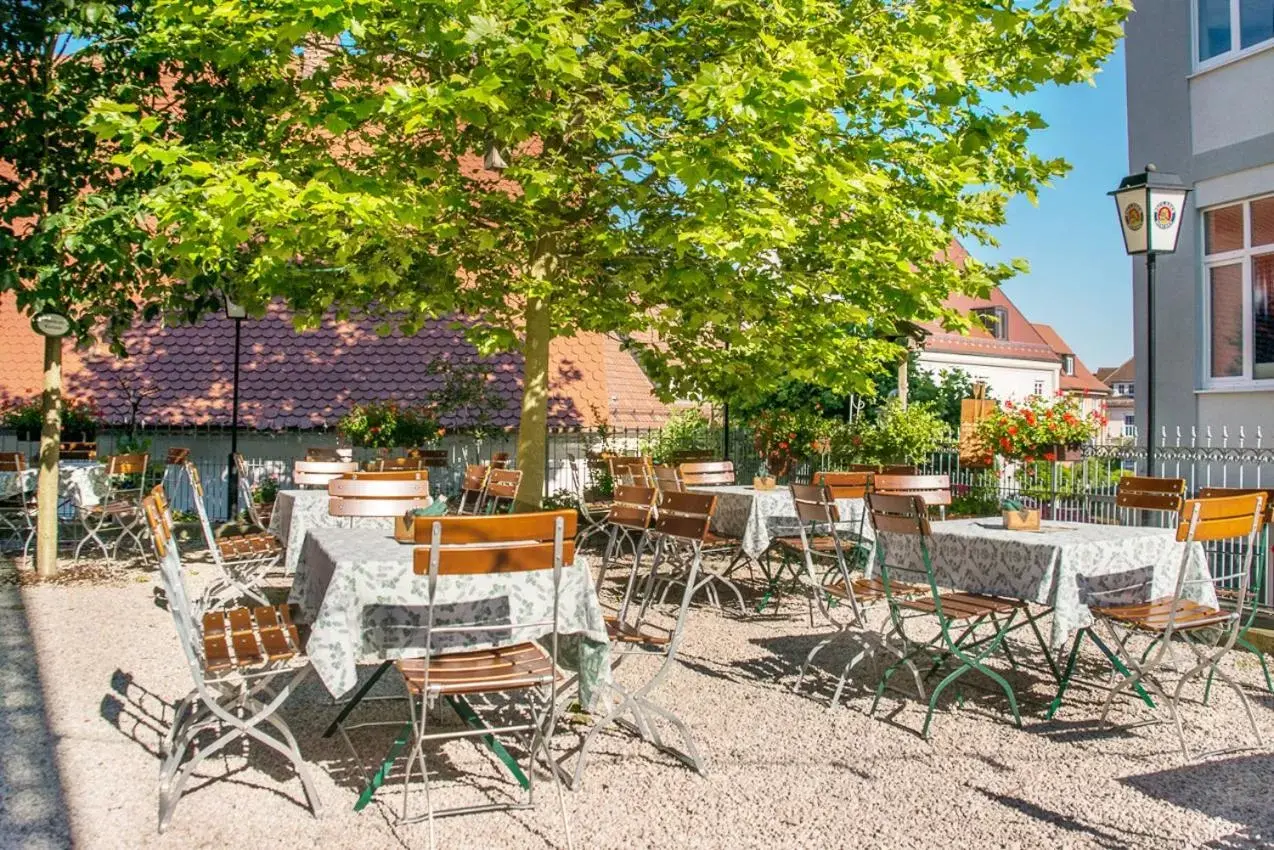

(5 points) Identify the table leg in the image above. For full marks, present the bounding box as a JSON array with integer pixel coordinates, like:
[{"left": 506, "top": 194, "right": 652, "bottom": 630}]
[
  {"left": 1045, "top": 628, "right": 1156, "bottom": 720},
  {"left": 323, "top": 660, "right": 393, "bottom": 738}
]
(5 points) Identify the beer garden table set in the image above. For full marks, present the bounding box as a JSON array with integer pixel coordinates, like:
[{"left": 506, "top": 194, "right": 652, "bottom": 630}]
[
  {"left": 0, "top": 459, "right": 108, "bottom": 508},
  {"left": 269, "top": 488, "right": 400, "bottom": 573}
]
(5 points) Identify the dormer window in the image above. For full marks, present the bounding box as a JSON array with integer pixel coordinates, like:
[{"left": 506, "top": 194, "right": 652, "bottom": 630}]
[
  {"left": 1062, "top": 354, "right": 1075, "bottom": 376},
  {"left": 972, "top": 306, "right": 1008, "bottom": 340}
]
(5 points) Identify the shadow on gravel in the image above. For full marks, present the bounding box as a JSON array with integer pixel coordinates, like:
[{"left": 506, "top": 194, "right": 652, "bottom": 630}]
[
  {"left": 974, "top": 788, "right": 1160, "bottom": 849},
  {"left": 1122, "top": 754, "right": 1274, "bottom": 848},
  {"left": 0, "top": 568, "right": 74, "bottom": 849}
]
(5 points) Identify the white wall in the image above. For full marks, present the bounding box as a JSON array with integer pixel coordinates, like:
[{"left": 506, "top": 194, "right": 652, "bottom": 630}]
[
  {"left": 1191, "top": 46, "right": 1274, "bottom": 153},
  {"left": 917, "top": 352, "right": 1061, "bottom": 403}
]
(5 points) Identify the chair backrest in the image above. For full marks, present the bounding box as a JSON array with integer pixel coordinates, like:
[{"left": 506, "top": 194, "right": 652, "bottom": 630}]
[
  {"left": 305, "top": 447, "right": 344, "bottom": 461},
  {"left": 165, "top": 447, "right": 190, "bottom": 465},
  {"left": 293, "top": 459, "right": 358, "bottom": 488},
  {"left": 608, "top": 485, "right": 657, "bottom": 530},
  {"left": 141, "top": 494, "right": 203, "bottom": 673},
  {"left": 879, "top": 464, "right": 919, "bottom": 476},
  {"left": 328, "top": 472, "right": 432, "bottom": 517},
  {"left": 60, "top": 441, "right": 97, "bottom": 460},
  {"left": 411, "top": 510, "right": 577, "bottom": 574},
  {"left": 609, "top": 456, "right": 652, "bottom": 487},
  {"left": 461, "top": 464, "right": 490, "bottom": 492},
  {"left": 651, "top": 491, "right": 717, "bottom": 543},
  {"left": 652, "top": 464, "right": 683, "bottom": 497},
  {"left": 1197, "top": 487, "right": 1274, "bottom": 524},
  {"left": 1170, "top": 492, "right": 1268, "bottom": 634},
  {"left": 489, "top": 451, "right": 511, "bottom": 469},
  {"left": 408, "top": 449, "right": 450, "bottom": 468},
  {"left": 865, "top": 491, "right": 931, "bottom": 536},
  {"left": 791, "top": 482, "right": 838, "bottom": 525},
  {"left": 811, "top": 470, "right": 871, "bottom": 500},
  {"left": 367, "top": 456, "right": 427, "bottom": 472},
  {"left": 1116, "top": 475, "right": 1186, "bottom": 514},
  {"left": 678, "top": 460, "right": 735, "bottom": 486},
  {"left": 106, "top": 453, "right": 150, "bottom": 500},
  {"left": 872, "top": 473, "right": 951, "bottom": 509},
  {"left": 485, "top": 468, "right": 522, "bottom": 503},
  {"left": 667, "top": 449, "right": 716, "bottom": 465},
  {"left": 0, "top": 452, "right": 25, "bottom": 472},
  {"left": 182, "top": 461, "right": 222, "bottom": 562}
]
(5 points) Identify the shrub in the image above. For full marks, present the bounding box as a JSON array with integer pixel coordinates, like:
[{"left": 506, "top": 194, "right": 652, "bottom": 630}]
[{"left": 640, "top": 410, "right": 715, "bottom": 463}]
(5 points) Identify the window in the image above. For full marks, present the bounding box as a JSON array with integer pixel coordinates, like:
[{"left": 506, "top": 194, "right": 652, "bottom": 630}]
[
  {"left": 1061, "top": 354, "right": 1075, "bottom": 376},
  {"left": 1196, "top": 0, "right": 1274, "bottom": 64},
  {"left": 1202, "top": 195, "right": 1274, "bottom": 385},
  {"left": 1123, "top": 415, "right": 1137, "bottom": 438},
  {"left": 1114, "top": 382, "right": 1134, "bottom": 397},
  {"left": 972, "top": 306, "right": 1008, "bottom": 340},
  {"left": 1033, "top": 379, "right": 1045, "bottom": 396}
]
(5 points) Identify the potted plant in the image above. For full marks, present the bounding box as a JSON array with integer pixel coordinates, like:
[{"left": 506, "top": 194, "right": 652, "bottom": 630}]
[
  {"left": 976, "top": 394, "right": 1104, "bottom": 463},
  {"left": 1, "top": 396, "right": 43, "bottom": 441},
  {"left": 337, "top": 401, "right": 401, "bottom": 450},
  {"left": 397, "top": 404, "right": 447, "bottom": 450},
  {"left": 748, "top": 408, "right": 827, "bottom": 480},
  {"left": 61, "top": 398, "right": 102, "bottom": 442}
]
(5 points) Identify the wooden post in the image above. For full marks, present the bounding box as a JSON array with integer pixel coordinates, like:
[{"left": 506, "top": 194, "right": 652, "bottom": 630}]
[{"left": 35, "top": 335, "right": 62, "bottom": 577}]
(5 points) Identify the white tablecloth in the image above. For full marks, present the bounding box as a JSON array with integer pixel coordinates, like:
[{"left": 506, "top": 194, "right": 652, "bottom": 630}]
[
  {"left": 268, "top": 489, "right": 395, "bottom": 573},
  {"left": 289, "top": 527, "right": 612, "bottom": 701},
  {"left": 872, "top": 518, "right": 1216, "bottom": 648},
  {"left": 686, "top": 484, "right": 868, "bottom": 557},
  {"left": 0, "top": 462, "right": 107, "bottom": 508}
]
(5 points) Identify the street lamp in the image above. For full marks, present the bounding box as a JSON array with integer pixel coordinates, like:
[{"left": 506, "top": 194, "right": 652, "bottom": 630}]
[
  {"left": 1109, "top": 164, "right": 1191, "bottom": 475},
  {"left": 224, "top": 294, "right": 248, "bottom": 520}
]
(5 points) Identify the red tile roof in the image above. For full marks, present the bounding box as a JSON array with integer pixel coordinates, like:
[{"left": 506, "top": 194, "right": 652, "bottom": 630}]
[
  {"left": 1031, "top": 323, "right": 1111, "bottom": 396},
  {"left": 0, "top": 298, "right": 668, "bottom": 430},
  {"left": 1094, "top": 357, "right": 1135, "bottom": 385},
  {"left": 922, "top": 287, "right": 1061, "bottom": 364}
]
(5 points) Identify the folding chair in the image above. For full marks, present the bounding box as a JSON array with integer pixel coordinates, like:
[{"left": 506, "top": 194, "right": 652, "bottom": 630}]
[
  {"left": 609, "top": 456, "right": 652, "bottom": 488},
  {"left": 782, "top": 483, "right": 926, "bottom": 709},
  {"left": 293, "top": 458, "right": 358, "bottom": 488},
  {"left": 232, "top": 453, "right": 275, "bottom": 532},
  {"left": 140, "top": 495, "right": 321, "bottom": 833},
  {"left": 182, "top": 463, "right": 279, "bottom": 608},
  {"left": 1114, "top": 475, "right": 1186, "bottom": 527},
  {"left": 455, "top": 463, "right": 490, "bottom": 515},
  {"left": 0, "top": 452, "right": 35, "bottom": 554},
  {"left": 60, "top": 441, "right": 97, "bottom": 460},
  {"left": 595, "top": 485, "right": 658, "bottom": 603},
  {"left": 677, "top": 460, "right": 735, "bottom": 487},
  {"left": 1090, "top": 492, "right": 1267, "bottom": 759},
  {"left": 305, "top": 447, "right": 345, "bottom": 461},
  {"left": 343, "top": 511, "right": 576, "bottom": 847},
  {"left": 367, "top": 456, "right": 428, "bottom": 472},
  {"left": 74, "top": 452, "right": 149, "bottom": 561},
  {"left": 809, "top": 470, "right": 874, "bottom": 575},
  {"left": 563, "top": 491, "right": 714, "bottom": 786},
  {"left": 1196, "top": 486, "right": 1274, "bottom": 696},
  {"left": 328, "top": 471, "right": 432, "bottom": 518},
  {"left": 570, "top": 455, "right": 613, "bottom": 546},
  {"left": 873, "top": 473, "right": 952, "bottom": 521},
  {"left": 652, "top": 464, "right": 684, "bottom": 499},
  {"left": 867, "top": 492, "right": 1027, "bottom": 739},
  {"left": 489, "top": 451, "right": 511, "bottom": 469},
  {"left": 407, "top": 448, "right": 450, "bottom": 471},
  {"left": 483, "top": 468, "right": 523, "bottom": 514},
  {"left": 673, "top": 460, "right": 749, "bottom": 610}
]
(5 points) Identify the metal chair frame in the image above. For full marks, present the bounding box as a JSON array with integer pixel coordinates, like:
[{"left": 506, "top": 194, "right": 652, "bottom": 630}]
[
  {"left": 455, "top": 463, "right": 490, "bottom": 515},
  {"left": 482, "top": 468, "right": 523, "bottom": 514},
  {"left": 232, "top": 453, "right": 274, "bottom": 533},
  {"left": 181, "top": 463, "right": 275, "bottom": 608},
  {"left": 74, "top": 452, "right": 150, "bottom": 561},
  {"left": 0, "top": 453, "right": 36, "bottom": 555}
]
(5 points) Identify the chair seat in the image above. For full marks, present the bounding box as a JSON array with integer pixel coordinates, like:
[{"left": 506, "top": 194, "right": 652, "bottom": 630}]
[
  {"left": 397, "top": 643, "right": 558, "bottom": 696},
  {"left": 702, "top": 530, "right": 739, "bottom": 548},
  {"left": 202, "top": 604, "right": 302, "bottom": 672},
  {"left": 775, "top": 534, "right": 862, "bottom": 554},
  {"left": 87, "top": 499, "right": 142, "bottom": 516},
  {"left": 827, "top": 576, "right": 927, "bottom": 603},
  {"left": 900, "top": 592, "right": 1021, "bottom": 621},
  {"left": 604, "top": 614, "right": 671, "bottom": 646},
  {"left": 1092, "top": 597, "right": 1236, "bottom": 632},
  {"left": 218, "top": 532, "right": 283, "bottom": 559}
]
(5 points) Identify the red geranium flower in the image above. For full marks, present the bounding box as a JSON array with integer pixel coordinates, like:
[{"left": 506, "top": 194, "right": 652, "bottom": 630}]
[{"left": 1044, "top": 452, "right": 1056, "bottom": 462}]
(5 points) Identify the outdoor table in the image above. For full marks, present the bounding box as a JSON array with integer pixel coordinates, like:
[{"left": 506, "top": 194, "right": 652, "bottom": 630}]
[
  {"left": 0, "top": 461, "right": 108, "bottom": 508},
  {"left": 870, "top": 518, "right": 1215, "bottom": 651},
  {"left": 289, "top": 526, "right": 613, "bottom": 702},
  {"left": 269, "top": 488, "right": 397, "bottom": 573},
  {"left": 685, "top": 484, "right": 869, "bottom": 558}
]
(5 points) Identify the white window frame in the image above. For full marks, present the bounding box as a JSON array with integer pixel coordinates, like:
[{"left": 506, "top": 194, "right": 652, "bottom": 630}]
[
  {"left": 1193, "top": 0, "right": 1274, "bottom": 72},
  {"left": 1200, "top": 192, "right": 1274, "bottom": 389}
]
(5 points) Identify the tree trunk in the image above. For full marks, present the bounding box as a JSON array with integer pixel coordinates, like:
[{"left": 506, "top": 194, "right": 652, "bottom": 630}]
[
  {"left": 897, "top": 354, "right": 909, "bottom": 410},
  {"left": 515, "top": 294, "right": 551, "bottom": 510},
  {"left": 35, "top": 335, "right": 62, "bottom": 577}
]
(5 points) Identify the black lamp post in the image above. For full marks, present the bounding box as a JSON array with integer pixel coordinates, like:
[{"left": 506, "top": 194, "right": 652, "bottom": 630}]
[
  {"left": 1109, "top": 164, "right": 1191, "bottom": 475},
  {"left": 224, "top": 295, "right": 248, "bottom": 519}
]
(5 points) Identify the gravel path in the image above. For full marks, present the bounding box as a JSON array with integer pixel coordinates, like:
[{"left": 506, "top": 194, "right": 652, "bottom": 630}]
[{"left": 3, "top": 558, "right": 1273, "bottom": 849}]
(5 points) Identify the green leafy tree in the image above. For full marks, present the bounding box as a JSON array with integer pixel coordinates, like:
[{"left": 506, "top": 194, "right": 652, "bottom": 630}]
[{"left": 96, "top": 0, "right": 1128, "bottom": 505}]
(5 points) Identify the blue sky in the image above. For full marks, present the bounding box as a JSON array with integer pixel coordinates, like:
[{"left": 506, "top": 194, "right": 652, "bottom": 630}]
[{"left": 974, "top": 44, "right": 1132, "bottom": 372}]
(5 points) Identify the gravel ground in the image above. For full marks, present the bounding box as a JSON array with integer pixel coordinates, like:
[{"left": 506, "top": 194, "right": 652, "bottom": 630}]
[{"left": 3, "top": 554, "right": 1274, "bottom": 850}]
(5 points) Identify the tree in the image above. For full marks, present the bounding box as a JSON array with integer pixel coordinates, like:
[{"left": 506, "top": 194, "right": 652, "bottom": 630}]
[
  {"left": 870, "top": 357, "right": 993, "bottom": 432},
  {"left": 0, "top": 1, "right": 228, "bottom": 573},
  {"left": 97, "top": 0, "right": 1129, "bottom": 505}
]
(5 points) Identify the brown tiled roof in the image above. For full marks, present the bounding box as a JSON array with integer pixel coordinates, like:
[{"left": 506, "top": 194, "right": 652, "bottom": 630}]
[
  {"left": 0, "top": 298, "right": 668, "bottom": 430},
  {"left": 1031, "top": 323, "right": 1111, "bottom": 396},
  {"left": 1094, "top": 357, "right": 1135, "bottom": 385},
  {"left": 922, "top": 287, "right": 1061, "bottom": 364}
]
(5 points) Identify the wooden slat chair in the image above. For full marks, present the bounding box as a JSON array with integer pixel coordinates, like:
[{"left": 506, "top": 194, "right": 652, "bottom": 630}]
[
  {"left": 455, "top": 463, "right": 490, "bottom": 515},
  {"left": 596, "top": 485, "right": 658, "bottom": 611},
  {"left": 880, "top": 464, "right": 919, "bottom": 476},
  {"left": 0, "top": 452, "right": 35, "bottom": 554},
  {"left": 867, "top": 492, "right": 1028, "bottom": 739},
  {"left": 564, "top": 491, "right": 714, "bottom": 787},
  {"left": 652, "top": 464, "right": 684, "bottom": 499},
  {"left": 1089, "top": 492, "right": 1267, "bottom": 758},
  {"left": 74, "top": 452, "right": 150, "bottom": 562},
  {"left": 781, "top": 483, "right": 926, "bottom": 709},
  {"left": 811, "top": 470, "right": 871, "bottom": 499},
  {"left": 489, "top": 451, "right": 511, "bottom": 469},
  {"left": 1194, "top": 487, "right": 1274, "bottom": 697},
  {"left": 647, "top": 489, "right": 748, "bottom": 614},
  {"left": 407, "top": 448, "right": 450, "bottom": 469},
  {"left": 677, "top": 460, "right": 735, "bottom": 486},
  {"left": 339, "top": 511, "right": 576, "bottom": 841},
  {"left": 0, "top": 452, "right": 25, "bottom": 472},
  {"left": 872, "top": 473, "right": 952, "bottom": 521},
  {"left": 1115, "top": 475, "right": 1186, "bottom": 527},
  {"left": 182, "top": 462, "right": 278, "bottom": 607},
  {"left": 366, "top": 456, "right": 427, "bottom": 472},
  {"left": 139, "top": 495, "right": 321, "bottom": 832},
  {"left": 232, "top": 453, "right": 274, "bottom": 532},
  {"left": 305, "top": 447, "right": 344, "bottom": 462},
  {"left": 570, "top": 456, "right": 613, "bottom": 546},
  {"left": 328, "top": 471, "right": 432, "bottom": 518},
  {"left": 483, "top": 468, "right": 523, "bottom": 514},
  {"left": 608, "top": 456, "right": 653, "bottom": 488},
  {"left": 667, "top": 449, "right": 716, "bottom": 465},
  {"left": 60, "top": 441, "right": 97, "bottom": 460},
  {"left": 293, "top": 459, "right": 358, "bottom": 489}
]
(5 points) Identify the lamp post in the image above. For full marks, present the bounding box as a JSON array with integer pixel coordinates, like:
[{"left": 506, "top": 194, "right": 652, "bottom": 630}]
[
  {"left": 224, "top": 295, "right": 248, "bottom": 519},
  {"left": 1109, "top": 164, "right": 1191, "bottom": 476}
]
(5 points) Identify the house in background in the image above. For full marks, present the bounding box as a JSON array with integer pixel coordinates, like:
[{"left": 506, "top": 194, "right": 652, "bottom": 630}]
[
  {"left": 1032, "top": 323, "right": 1112, "bottom": 421},
  {"left": 1124, "top": 1, "right": 1274, "bottom": 436},
  {"left": 1095, "top": 358, "right": 1136, "bottom": 442}
]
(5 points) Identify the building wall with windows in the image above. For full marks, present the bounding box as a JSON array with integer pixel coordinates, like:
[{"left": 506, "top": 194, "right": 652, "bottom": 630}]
[
  {"left": 915, "top": 351, "right": 1060, "bottom": 403},
  {"left": 1125, "top": 0, "right": 1274, "bottom": 437}
]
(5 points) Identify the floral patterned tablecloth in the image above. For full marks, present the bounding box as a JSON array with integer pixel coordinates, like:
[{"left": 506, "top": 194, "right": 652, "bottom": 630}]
[
  {"left": 289, "top": 527, "right": 613, "bottom": 702},
  {"left": 269, "top": 489, "right": 396, "bottom": 573},
  {"left": 871, "top": 518, "right": 1216, "bottom": 649},
  {"left": 0, "top": 462, "right": 107, "bottom": 508},
  {"left": 686, "top": 484, "right": 869, "bottom": 557}
]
